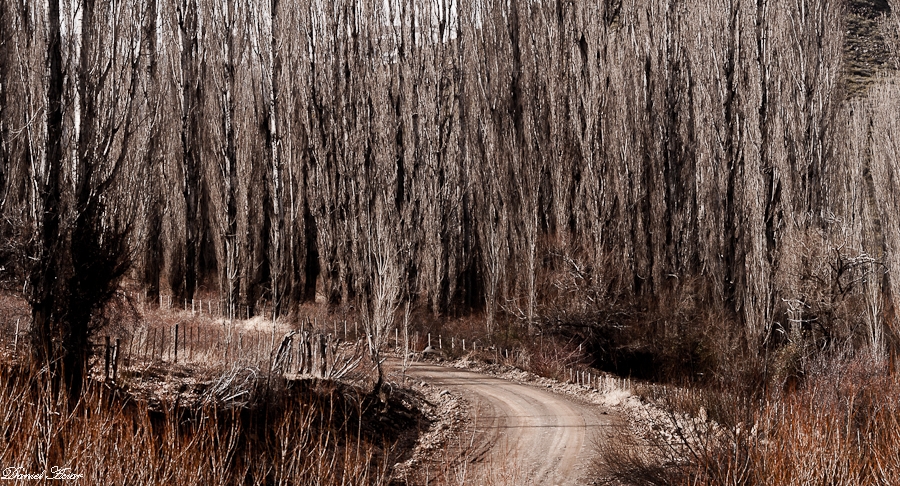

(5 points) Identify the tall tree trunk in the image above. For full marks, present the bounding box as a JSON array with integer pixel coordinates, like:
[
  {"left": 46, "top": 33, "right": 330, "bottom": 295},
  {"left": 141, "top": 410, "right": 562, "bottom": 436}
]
[
  {"left": 178, "top": 0, "right": 203, "bottom": 303},
  {"left": 0, "top": 1, "right": 9, "bottom": 207},
  {"left": 266, "top": 0, "right": 286, "bottom": 316},
  {"left": 30, "top": 0, "right": 65, "bottom": 384},
  {"left": 142, "top": 0, "right": 163, "bottom": 304}
]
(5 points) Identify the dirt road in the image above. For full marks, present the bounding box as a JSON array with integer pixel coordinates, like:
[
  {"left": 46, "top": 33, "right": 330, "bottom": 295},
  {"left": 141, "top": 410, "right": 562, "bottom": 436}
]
[{"left": 402, "top": 361, "right": 614, "bottom": 485}]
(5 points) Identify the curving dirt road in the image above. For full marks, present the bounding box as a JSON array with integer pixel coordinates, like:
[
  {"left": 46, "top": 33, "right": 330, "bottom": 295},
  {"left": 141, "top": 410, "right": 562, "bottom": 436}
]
[{"left": 402, "top": 361, "right": 614, "bottom": 485}]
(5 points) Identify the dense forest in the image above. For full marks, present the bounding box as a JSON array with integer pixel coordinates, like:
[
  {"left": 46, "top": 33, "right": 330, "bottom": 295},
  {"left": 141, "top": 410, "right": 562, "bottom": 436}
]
[{"left": 1, "top": 0, "right": 900, "bottom": 375}]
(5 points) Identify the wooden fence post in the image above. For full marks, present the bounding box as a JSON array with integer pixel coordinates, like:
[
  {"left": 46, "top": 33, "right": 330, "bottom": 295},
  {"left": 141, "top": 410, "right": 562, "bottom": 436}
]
[
  {"left": 13, "top": 319, "right": 19, "bottom": 353},
  {"left": 311, "top": 332, "right": 318, "bottom": 376},
  {"left": 161, "top": 326, "right": 167, "bottom": 361},
  {"left": 174, "top": 324, "right": 179, "bottom": 363},
  {"left": 113, "top": 338, "right": 121, "bottom": 382},
  {"left": 143, "top": 328, "right": 149, "bottom": 361},
  {"left": 302, "top": 332, "right": 308, "bottom": 375},
  {"left": 104, "top": 336, "right": 111, "bottom": 380},
  {"left": 298, "top": 332, "right": 304, "bottom": 374},
  {"left": 297, "top": 332, "right": 305, "bottom": 374},
  {"left": 326, "top": 334, "right": 333, "bottom": 377},
  {"left": 319, "top": 334, "right": 327, "bottom": 378},
  {"left": 128, "top": 333, "right": 134, "bottom": 367}
]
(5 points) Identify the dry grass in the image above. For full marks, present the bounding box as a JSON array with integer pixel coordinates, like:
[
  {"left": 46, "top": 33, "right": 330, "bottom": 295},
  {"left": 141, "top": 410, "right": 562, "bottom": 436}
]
[
  {"left": 0, "top": 291, "right": 420, "bottom": 486},
  {"left": 0, "top": 359, "right": 402, "bottom": 485},
  {"left": 599, "top": 354, "right": 900, "bottom": 486},
  {"left": 517, "top": 336, "right": 589, "bottom": 383},
  {"left": 85, "top": 299, "right": 373, "bottom": 394}
]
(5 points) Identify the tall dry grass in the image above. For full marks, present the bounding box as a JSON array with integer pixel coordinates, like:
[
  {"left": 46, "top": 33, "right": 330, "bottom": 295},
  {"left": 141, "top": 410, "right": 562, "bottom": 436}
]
[
  {"left": 599, "top": 353, "right": 900, "bottom": 486},
  {"left": 0, "top": 358, "right": 399, "bottom": 485}
]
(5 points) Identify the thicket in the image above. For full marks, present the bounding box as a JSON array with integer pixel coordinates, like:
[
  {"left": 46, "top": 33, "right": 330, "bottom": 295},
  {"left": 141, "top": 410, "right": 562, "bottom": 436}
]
[{"left": 0, "top": 359, "right": 406, "bottom": 485}]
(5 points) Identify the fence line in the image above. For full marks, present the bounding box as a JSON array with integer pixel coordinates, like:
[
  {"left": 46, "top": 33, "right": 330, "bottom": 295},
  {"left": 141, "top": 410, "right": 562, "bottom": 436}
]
[
  {"left": 412, "top": 330, "right": 632, "bottom": 395},
  {"left": 148, "top": 292, "right": 279, "bottom": 323},
  {"left": 4, "top": 301, "right": 632, "bottom": 393},
  {"left": 95, "top": 318, "right": 372, "bottom": 383},
  {"left": 33, "top": 327, "right": 633, "bottom": 395}
]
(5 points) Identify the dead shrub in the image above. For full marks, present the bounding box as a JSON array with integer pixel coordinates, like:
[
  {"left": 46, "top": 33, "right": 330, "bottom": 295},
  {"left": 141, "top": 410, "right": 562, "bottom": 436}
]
[{"left": 520, "top": 335, "right": 589, "bottom": 381}]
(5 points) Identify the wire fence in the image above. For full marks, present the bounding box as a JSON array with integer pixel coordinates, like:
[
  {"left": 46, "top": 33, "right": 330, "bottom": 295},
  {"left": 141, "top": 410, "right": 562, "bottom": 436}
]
[
  {"left": 93, "top": 318, "right": 369, "bottom": 382},
  {"left": 4, "top": 293, "right": 631, "bottom": 394}
]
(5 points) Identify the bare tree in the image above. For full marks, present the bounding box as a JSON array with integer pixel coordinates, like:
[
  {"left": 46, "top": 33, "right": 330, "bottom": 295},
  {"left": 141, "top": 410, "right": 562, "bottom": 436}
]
[
  {"left": 250, "top": 0, "right": 289, "bottom": 317},
  {"left": 170, "top": 0, "right": 206, "bottom": 303},
  {"left": 857, "top": 78, "right": 900, "bottom": 358},
  {"left": 0, "top": 1, "right": 9, "bottom": 208},
  {"left": 205, "top": 0, "right": 246, "bottom": 318},
  {"left": 138, "top": 0, "right": 164, "bottom": 305},
  {"left": 7, "top": 0, "right": 882, "bottom": 365},
  {"left": 360, "top": 202, "right": 405, "bottom": 393},
  {"left": 28, "top": 0, "right": 146, "bottom": 395}
]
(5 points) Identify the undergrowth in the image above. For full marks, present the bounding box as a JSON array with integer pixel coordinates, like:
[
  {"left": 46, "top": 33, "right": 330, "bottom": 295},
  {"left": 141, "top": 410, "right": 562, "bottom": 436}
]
[
  {"left": 599, "top": 352, "right": 900, "bottom": 485},
  {"left": 0, "top": 357, "right": 421, "bottom": 485}
]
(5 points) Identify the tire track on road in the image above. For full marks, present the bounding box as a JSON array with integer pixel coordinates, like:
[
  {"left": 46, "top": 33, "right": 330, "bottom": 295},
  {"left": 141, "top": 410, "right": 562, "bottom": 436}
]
[{"left": 403, "top": 362, "right": 614, "bottom": 485}]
